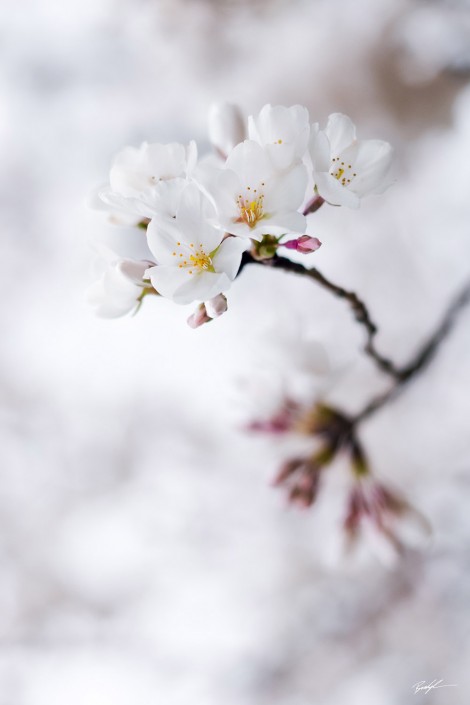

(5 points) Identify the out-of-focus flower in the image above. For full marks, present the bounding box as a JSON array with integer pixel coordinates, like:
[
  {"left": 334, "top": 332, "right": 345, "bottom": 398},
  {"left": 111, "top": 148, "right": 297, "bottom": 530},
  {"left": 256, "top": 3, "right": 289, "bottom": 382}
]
[
  {"left": 282, "top": 235, "right": 322, "bottom": 254},
  {"left": 272, "top": 456, "right": 323, "bottom": 509},
  {"left": 146, "top": 184, "right": 246, "bottom": 305},
  {"left": 272, "top": 443, "right": 335, "bottom": 508},
  {"left": 343, "top": 477, "right": 431, "bottom": 565},
  {"left": 99, "top": 141, "right": 197, "bottom": 219},
  {"left": 248, "top": 104, "right": 310, "bottom": 171},
  {"left": 87, "top": 260, "right": 152, "bottom": 318},
  {"left": 205, "top": 140, "right": 307, "bottom": 240},
  {"left": 247, "top": 398, "right": 301, "bottom": 434},
  {"left": 309, "top": 113, "right": 393, "bottom": 208},
  {"left": 208, "top": 102, "right": 246, "bottom": 159}
]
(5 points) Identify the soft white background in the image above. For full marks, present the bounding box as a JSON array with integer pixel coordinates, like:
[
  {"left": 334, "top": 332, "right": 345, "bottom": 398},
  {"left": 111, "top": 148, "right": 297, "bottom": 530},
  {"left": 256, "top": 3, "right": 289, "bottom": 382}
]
[{"left": 1, "top": 0, "right": 470, "bottom": 703}]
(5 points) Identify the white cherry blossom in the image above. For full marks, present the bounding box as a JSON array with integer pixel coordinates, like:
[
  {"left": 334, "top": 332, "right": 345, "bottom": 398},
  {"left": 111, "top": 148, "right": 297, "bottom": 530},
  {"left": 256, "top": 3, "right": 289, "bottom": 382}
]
[
  {"left": 146, "top": 184, "right": 246, "bottom": 305},
  {"left": 99, "top": 141, "right": 197, "bottom": 219},
  {"left": 248, "top": 103, "right": 310, "bottom": 171},
  {"left": 205, "top": 140, "right": 307, "bottom": 241},
  {"left": 309, "top": 113, "right": 393, "bottom": 208}
]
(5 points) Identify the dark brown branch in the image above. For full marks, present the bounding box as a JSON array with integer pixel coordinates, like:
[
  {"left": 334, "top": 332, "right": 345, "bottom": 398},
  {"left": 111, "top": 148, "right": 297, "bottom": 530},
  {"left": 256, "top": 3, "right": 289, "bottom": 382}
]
[
  {"left": 239, "top": 252, "right": 402, "bottom": 379},
  {"left": 354, "top": 279, "right": 470, "bottom": 423}
]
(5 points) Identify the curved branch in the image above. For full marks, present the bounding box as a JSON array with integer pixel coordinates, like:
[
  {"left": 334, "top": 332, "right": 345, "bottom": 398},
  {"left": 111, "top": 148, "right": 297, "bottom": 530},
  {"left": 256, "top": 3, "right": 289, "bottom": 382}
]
[
  {"left": 354, "top": 278, "right": 470, "bottom": 423},
  {"left": 239, "top": 252, "right": 403, "bottom": 379}
]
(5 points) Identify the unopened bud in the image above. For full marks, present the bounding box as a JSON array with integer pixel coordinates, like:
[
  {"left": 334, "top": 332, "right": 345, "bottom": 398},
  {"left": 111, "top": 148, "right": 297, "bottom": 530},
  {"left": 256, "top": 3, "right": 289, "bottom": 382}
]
[
  {"left": 283, "top": 235, "right": 322, "bottom": 254},
  {"left": 187, "top": 303, "right": 211, "bottom": 329},
  {"left": 205, "top": 293, "right": 227, "bottom": 319},
  {"left": 208, "top": 102, "right": 246, "bottom": 159}
]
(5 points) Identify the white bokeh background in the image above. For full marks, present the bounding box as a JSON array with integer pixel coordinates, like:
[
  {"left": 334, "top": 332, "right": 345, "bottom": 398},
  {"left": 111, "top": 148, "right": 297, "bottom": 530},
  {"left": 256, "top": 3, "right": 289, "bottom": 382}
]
[{"left": 1, "top": 1, "right": 470, "bottom": 703}]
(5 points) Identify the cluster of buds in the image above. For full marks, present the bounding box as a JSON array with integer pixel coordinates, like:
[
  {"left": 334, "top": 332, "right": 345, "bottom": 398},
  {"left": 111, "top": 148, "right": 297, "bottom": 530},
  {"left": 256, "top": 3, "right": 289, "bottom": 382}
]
[
  {"left": 88, "top": 103, "right": 393, "bottom": 322},
  {"left": 272, "top": 446, "right": 333, "bottom": 508},
  {"left": 249, "top": 400, "right": 429, "bottom": 560},
  {"left": 249, "top": 402, "right": 356, "bottom": 509}
]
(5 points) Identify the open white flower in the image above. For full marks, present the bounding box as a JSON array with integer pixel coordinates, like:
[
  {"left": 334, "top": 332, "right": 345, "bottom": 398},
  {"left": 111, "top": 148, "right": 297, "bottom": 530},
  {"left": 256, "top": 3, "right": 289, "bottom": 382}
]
[
  {"left": 248, "top": 104, "right": 310, "bottom": 171},
  {"left": 99, "top": 141, "right": 197, "bottom": 219},
  {"left": 87, "top": 260, "right": 150, "bottom": 318},
  {"left": 146, "top": 183, "right": 246, "bottom": 305},
  {"left": 309, "top": 113, "right": 393, "bottom": 208},
  {"left": 205, "top": 140, "right": 307, "bottom": 241}
]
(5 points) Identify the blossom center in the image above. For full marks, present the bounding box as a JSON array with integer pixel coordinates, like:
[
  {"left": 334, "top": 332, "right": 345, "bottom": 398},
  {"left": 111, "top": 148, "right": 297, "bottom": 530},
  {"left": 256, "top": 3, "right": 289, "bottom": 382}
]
[
  {"left": 172, "top": 242, "right": 214, "bottom": 275},
  {"left": 189, "top": 250, "right": 212, "bottom": 270},
  {"left": 237, "top": 187, "right": 265, "bottom": 228},
  {"left": 330, "top": 157, "right": 357, "bottom": 187}
]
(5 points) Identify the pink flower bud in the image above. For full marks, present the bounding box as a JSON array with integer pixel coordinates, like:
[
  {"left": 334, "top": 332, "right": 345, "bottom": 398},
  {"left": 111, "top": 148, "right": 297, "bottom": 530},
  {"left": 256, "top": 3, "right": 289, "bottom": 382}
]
[
  {"left": 283, "top": 235, "right": 322, "bottom": 254},
  {"left": 187, "top": 304, "right": 211, "bottom": 329}
]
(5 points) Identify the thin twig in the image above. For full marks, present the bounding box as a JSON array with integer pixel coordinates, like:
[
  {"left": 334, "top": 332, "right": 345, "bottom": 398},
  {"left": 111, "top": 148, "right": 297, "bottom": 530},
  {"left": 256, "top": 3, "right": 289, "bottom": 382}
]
[
  {"left": 239, "top": 252, "right": 402, "bottom": 379},
  {"left": 354, "top": 279, "right": 470, "bottom": 423}
]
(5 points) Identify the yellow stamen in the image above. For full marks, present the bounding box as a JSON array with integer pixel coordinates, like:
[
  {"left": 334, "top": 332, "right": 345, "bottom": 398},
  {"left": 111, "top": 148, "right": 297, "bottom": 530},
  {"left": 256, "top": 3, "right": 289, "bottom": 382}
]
[{"left": 237, "top": 192, "right": 265, "bottom": 228}]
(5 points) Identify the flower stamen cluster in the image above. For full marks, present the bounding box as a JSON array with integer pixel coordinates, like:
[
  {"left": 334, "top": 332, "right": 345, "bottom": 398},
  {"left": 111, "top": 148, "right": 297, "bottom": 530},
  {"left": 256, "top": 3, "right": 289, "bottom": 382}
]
[{"left": 236, "top": 191, "right": 265, "bottom": 228}]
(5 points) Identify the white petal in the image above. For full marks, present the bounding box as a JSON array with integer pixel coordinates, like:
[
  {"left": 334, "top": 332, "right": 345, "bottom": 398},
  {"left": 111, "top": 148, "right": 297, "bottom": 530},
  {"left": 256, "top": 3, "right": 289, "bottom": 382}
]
[
  {"left": 212, "top": 236, "right": 246, "bottom": 280},
  {"left": 209, "top": 102, "right": 246, "bottom": 157},
  {"left": 226, "top": 140, "right": 273, "bottom": 186},
  {"left": 173, "top": 271, "right": 231, "bottom": 305},
  {"left": 309, "top": 125, "right": 331, "bottom": 172},
  {"left": 176, "top": 183, "right": 220, "bottom": 250},
  {"left": 263, "top": 163, "right": 307, "bottom": 212},
  {"left": 147, "top": 264, "right": 192, "bottom": 300},
  {"left": 247, "top": 113, "right": 261, "bottom": 143},
  {"left": 99, "top": 189, "right": 154, "bottom": 219},
  {"left": 249, "top": 105, "right": 310, "bottom": 170},
  {"left": 87, "top": 264, "right": 142, "bottom": 318},
  {"left": 204, "top": 168, "right": 240, "bottom": 222},
  {"left": 118, "top": 260, "right": 149, "bottom": 284},
  {"left": 185, "top": 140, "right": 198, "bottom": 175},
  {"left": 265, "top": 143, "right": 297, "bottom": 172},
  {"left": 349, "top": 140, "right": 394, "bottom": 197},
  {"left": 325, "top": 113, "right": 356, "bottom": 156},
  {"left": 252, "top": 210, "right": 307, "bottom": 237},
  {"left": 220, "top": 218, "right": 263, "bottom": 241},
  {"left": 148, "top": 178, "right": 187, "bottom": 218},
  {"left": 93, "top": 225, "right": 154, "bottom": 262},
  {"left": 144, "top": 142, "right": 188, "bottom": 180},
  {"left": 313, "top": 172, "right": 360, "bottom": 208},
  {"left": 147, "top": 216, "right": 191, "bottom": 266}
]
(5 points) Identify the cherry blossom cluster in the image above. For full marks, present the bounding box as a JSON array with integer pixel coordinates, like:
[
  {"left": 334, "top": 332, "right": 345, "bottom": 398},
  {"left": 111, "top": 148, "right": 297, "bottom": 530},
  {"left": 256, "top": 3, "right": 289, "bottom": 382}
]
[{"left": 88, "top": 103, "right": 393, "bottom": 322}]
